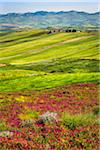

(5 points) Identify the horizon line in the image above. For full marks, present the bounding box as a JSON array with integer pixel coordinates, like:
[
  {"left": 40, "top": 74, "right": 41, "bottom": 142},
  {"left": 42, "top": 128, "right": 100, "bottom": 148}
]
[{"left": 0, "top": 10, "right": 99, "bottom": 15}]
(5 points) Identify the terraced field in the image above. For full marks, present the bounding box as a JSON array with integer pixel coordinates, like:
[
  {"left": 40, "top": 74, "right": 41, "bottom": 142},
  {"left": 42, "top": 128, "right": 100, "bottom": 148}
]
[{"left": 0, "top": 29, "right": 99, "bottom": 149}]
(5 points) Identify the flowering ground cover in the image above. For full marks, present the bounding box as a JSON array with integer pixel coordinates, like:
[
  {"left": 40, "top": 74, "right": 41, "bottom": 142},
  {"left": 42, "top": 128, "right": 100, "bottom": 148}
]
[{"left": 0, "top": 83, "right": 99, "bottom": 149}]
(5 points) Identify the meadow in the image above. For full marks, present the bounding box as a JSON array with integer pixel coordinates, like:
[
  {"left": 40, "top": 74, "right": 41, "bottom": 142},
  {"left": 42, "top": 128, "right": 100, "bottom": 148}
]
[{"left": 0, "top": 29, "right": 99, "bottom": 149}]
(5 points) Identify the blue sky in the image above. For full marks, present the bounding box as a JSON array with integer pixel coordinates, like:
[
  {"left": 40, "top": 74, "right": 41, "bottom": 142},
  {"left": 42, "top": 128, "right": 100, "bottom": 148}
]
[
  {"left": 0, "top": 0, "right": 99, "bottom": 2},
  {"left": 0, "top": 1, "right": 99, "bottom": 14}
]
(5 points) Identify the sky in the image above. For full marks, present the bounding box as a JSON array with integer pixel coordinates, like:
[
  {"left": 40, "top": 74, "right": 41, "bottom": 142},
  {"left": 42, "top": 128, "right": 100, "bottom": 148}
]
[
  {"left": 0, "top": 0, "right": 99, "bottom": 14},
  {"left": 0, "top": 0, "right": 99, "bottom": 2}
]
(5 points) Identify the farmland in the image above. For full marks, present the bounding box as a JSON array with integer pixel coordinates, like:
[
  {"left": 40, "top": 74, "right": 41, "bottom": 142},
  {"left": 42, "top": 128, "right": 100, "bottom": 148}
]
[{"left": 0, "top": 29, "right": 99, "bottom": 149}]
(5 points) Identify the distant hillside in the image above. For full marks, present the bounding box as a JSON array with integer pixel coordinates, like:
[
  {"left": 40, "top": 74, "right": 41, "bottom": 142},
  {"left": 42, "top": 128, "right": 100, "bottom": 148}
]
[{"left": 0, "top": 11, "right": 99, "bottom": 29}]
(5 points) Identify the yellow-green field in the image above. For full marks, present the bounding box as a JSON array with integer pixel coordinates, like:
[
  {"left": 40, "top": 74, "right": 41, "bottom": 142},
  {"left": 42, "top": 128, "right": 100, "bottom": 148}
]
[
  {"left": 0, "top": 30, "right": 99, "bottom": 64},
  {"left": 0, "top": 29, "right": 99, "bottom": 92}
]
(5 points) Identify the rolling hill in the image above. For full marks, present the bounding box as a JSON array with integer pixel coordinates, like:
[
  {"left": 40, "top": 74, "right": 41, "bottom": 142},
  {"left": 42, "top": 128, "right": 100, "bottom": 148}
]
[
  {"left": 0, "top": 26, "right": 99, "bottom": 150},
  {"left": 0, "top": 11, "right": 100, "bottom": 29},
  {"left": 0, "top": 29, "right": 99, "bottom": 92},
  {"left": 0, "top": 9, "right": 99, "bottom": 150}
]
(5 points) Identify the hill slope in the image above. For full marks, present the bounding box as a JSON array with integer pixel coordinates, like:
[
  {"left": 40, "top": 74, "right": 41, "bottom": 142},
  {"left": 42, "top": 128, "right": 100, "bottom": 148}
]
[
  {"left": 0, "top": 29, "right": 99, "bottom": 92},
  {"left": 0, "top": 29, "right": 99, "bottom": 150},
  {"left": 0, "top": 30, "right": 99, "bottom": 64},
  {"left": 0, "top": 11, "right": 99, "bottom": 28}
]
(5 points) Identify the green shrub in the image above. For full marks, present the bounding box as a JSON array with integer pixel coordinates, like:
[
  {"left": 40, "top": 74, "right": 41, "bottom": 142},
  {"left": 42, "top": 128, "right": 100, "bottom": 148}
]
[
  {"left": 93, "top": 105, "right": 100, "bottom": 115},
  {"left": 0, "top": 121, "right": 8, "bottom": 131},
  {"left": 61, "top": 113, "right": 96, "bottom": 129}
]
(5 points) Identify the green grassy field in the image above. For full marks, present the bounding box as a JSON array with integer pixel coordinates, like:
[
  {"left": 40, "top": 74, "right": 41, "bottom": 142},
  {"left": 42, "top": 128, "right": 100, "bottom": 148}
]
[{"left": 0, "top": 29, "right": 99, "bottom": 92}]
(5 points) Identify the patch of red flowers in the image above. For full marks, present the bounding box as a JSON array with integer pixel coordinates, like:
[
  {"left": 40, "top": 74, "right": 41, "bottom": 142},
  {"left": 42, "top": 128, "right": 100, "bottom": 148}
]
[{"left": 0, "top": 83, "right": 99, "bottom": 149}]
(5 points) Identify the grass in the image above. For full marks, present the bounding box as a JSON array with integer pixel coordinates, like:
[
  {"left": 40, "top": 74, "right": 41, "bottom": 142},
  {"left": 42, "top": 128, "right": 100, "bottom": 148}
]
[
  {"left": 61, "top": 113, "right": 97, "bottom": 129},
  {"left": 0, "top": 29, "right": 99, "bottom": 92},
  {"left": 0, "top": 29, "right": 47, "bottom": 46},
  {"left": 0, "top": 121, "right": 8, "bottom": 131},
  {"left": 0, "top": 31, "right": 99, "bottom": 64},
  {"left": 92, "top": 106, "right": 100, "bottom": 115},
  {"left": 0, "top": 72, "right": 99, "bottom": 92},
  {"left": 0, "top": 28, "right": 99, "bottom": 149},
  {"left": 14, "top": 58, "right": 99, "bottom": 73},
  {"left": 8, "top": 35, "right": 99, "bottom": 64},
  {"left": 19, "top": 110, "right": 40, "bottom": 120}
]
